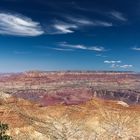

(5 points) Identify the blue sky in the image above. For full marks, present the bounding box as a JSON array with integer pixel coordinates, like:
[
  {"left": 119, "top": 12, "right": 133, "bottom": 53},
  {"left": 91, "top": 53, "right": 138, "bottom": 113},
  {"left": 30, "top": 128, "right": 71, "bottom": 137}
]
[{"left": 0, "top": 0, "right": 140, "bottom": 72}]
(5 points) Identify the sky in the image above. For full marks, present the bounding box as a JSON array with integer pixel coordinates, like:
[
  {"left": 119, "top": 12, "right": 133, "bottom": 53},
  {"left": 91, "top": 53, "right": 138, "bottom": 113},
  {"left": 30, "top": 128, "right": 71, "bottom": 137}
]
[{"left": 0, "top": 0, "right": 140, "bottom": 72}]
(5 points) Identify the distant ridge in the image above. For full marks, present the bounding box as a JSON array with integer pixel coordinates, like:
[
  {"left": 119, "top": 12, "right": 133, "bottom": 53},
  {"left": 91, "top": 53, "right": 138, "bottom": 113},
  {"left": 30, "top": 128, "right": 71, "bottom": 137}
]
[{"left": 0, "top": 70, "right": 136, "bottom": 74}]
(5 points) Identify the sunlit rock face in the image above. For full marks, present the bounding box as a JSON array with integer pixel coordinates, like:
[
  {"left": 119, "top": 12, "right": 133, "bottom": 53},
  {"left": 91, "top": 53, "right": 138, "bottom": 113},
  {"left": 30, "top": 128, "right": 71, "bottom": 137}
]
[{"left": 90, "top": 89, "right": 140, "bottom": 105}]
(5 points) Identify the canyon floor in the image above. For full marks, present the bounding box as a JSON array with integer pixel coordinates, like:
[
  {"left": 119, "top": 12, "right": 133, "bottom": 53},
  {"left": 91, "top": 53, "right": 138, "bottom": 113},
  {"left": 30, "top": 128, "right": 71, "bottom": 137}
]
[{"left": 0, "top": 71, "right": 140, "bottom": 140}]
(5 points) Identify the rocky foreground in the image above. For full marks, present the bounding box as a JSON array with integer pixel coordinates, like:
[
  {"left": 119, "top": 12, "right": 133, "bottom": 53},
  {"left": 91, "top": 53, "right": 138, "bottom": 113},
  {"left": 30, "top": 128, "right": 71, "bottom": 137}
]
[{"left": 0, "top": 71, "right": 140, "bottom": 140}]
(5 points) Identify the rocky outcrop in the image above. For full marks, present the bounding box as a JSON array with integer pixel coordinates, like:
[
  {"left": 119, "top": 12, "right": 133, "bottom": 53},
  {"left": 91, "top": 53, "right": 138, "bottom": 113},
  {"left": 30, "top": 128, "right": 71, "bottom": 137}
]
[{"left": 91, "top": 89, "right": 140, "bottom": 105}]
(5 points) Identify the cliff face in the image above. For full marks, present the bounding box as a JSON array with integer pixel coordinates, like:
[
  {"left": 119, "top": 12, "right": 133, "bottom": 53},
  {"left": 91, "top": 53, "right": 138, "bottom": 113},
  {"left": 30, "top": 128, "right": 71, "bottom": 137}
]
[{"left": 90, "top": 89, "right": 140, "bottom": 104}]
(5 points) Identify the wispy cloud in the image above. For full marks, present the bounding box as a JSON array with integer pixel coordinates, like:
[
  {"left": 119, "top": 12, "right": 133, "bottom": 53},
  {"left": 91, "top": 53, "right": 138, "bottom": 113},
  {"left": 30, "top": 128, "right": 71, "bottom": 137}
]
[
  {"left": 88, "top": 46, "right": 106, "bottom": 51},
  {"left": 111, "top": 64, "right": 133, "bottom": 69},
  {"left": 67, "top": 17, "right": 94, "bottom": 25},
  {"left": 53, "top": 23, "right": 77, "bottom": 34},
  {"left": 91, "top": 20, "right": 113, "bottom": 27},
  {"left": 66, "top": 17, "right": 113, "bottom": 27},
  {"left": 59, "top": 42, "right": 106, "bottom": 52},
  {"left": 45, "top": 21, "right": 78, "bottom": 34},
  {"left": 0, "top": 12, "right": 44, "bottom": 36},
  {"left": 47, "top": 17, "right": 112, "bottom": 34},
  {"left": 110, "top": 11, "right": 127, "bottom": 21},
  {"left": 52, "top": 48, "right": 74, "bottom": 51},
  {"left": 120, "top": 65, "right": 133, "bottom": 68},
  {"left": 104, "top": 60, "right": 121, "bottom": 64},
  {"left": 60, "top": 42, "right": 87, "bottom": 49},
  {"left": 110, "top": 64, "right": 120, "bottom": 68},
  {"left": 104, "top": 60, "right": 133, "bottom": 69},
  {"left": 131, "top": 46, "right": 140, "bottom": 51},
  {"left": 96, "top": 54, "right": 107, "bottom": 58},
  {"left": 36, "top": 45, "right": 74, "bottom": 52}
]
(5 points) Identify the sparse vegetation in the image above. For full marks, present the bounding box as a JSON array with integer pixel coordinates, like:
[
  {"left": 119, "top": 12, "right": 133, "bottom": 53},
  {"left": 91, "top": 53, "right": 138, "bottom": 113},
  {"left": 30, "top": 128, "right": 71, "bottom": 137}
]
[{"left": 0, "top": 122, "right": 13, "bottom": 140}]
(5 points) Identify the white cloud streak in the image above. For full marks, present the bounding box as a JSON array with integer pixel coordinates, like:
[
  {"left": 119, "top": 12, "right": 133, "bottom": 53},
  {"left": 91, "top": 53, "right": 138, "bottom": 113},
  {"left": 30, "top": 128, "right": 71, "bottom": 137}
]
[
  {"left": 131, "top": 47, "right": 140, "bottom": 51},
  {"left": 67, "top": 17, "right": 113, "bottom": 27},
  {"left": 88, "top": 46, "right": 106, "bottom": 52},
  {"left": 110, "top": 11, "right": 127, "bottom": 21},
  {"left": 67, "top": 17, "right": 94, "bottom": 25},
  {"left": 0, "top": 13, "right": 44, "bottom": 36},
  {"left": 104, "top": 60, "right": 133, "bottom": 69},
  {"left": 52, "top": 48, "right": 74, "bottom": 51},
  {"left": 104, "top": 60, "right": 121, "bottom": 64},
  {"left": 92, "top": 20, "right": 113, "bottom": 27},
  {"left": 53, "top": 23, "right": 78, "bottom": 34},
  {"left": 59, "top": 42, "right": 106, "bottom": 52},
  {"left": 120, "top": 65, "right": 133, "bottom": 69},
  {"left": 96, "top": 54, "right": 107, "bottom": 58}
]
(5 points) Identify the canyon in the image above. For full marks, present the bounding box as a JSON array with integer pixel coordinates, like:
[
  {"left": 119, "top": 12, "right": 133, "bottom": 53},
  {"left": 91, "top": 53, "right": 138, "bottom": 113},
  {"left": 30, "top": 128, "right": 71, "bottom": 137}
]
[{"left": 0, "top": 71, "right": 140, "bottom": 140}]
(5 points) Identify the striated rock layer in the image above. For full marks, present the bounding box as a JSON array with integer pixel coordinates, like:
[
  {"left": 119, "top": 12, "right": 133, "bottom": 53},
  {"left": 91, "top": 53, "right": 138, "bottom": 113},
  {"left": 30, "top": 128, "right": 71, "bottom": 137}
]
[{"left": 0, "top": 71, "right": 140, "bottom": 105}]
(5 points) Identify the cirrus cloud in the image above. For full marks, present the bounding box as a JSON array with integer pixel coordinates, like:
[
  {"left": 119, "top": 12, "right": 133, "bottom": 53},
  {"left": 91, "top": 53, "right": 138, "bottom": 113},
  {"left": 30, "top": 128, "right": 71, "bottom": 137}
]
[
  {"left": 59, "top": 42, "right": 106, "bottom": 52},
  {"left": 66, "top": 16, "right": 113, "bottom": 27},
  {"left": 110, "top": 11, "right": 127, "bottom": 21},
  {"left": 131, "top": 47, "right": 140, "bottom": 51},
  {"left": 104, "top": 60, "right": 121, "bottom": 64},
  {"left": 120, "top": 65, "right": 133, "bottom": 69},
  {"left": 0, "top": 12, "right": 44, "bottom": 36},
  {"left": 104, "top": 60, "right": 133, "bottom": 69},
  {"left": 53, "top": 23, "right": 78, "bottom": 34}
]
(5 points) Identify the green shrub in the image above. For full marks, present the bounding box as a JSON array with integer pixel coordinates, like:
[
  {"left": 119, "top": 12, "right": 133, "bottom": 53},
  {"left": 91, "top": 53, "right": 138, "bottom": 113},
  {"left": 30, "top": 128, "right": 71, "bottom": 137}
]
[{"left": 0, "top": 122, "right": 13, "bottom": 140}]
